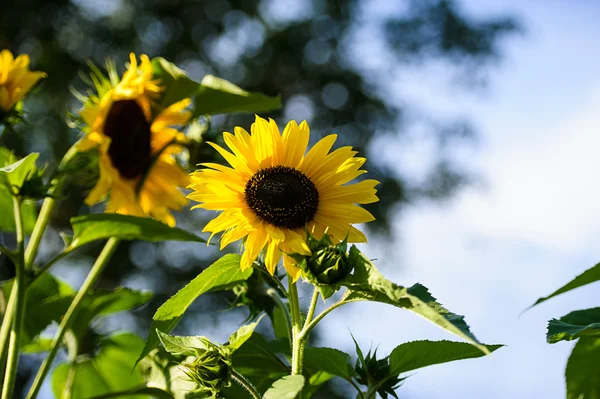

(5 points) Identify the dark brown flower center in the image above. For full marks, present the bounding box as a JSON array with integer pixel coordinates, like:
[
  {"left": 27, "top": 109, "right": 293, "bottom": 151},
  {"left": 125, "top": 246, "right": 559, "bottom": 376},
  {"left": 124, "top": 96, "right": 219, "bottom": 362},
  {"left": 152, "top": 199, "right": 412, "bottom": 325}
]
[
  {"left": 244, "top": 166, "right": 319, "bottom": 229},
  {"left": 103, "top": 99, "right": 152, "bottom": 179}
]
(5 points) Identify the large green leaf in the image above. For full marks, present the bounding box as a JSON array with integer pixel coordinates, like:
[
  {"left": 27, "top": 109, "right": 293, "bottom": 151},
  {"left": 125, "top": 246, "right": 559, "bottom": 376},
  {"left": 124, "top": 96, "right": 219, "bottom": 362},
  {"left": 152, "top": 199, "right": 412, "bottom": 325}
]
[
  {"left": 194, "top": 75, "right": 281, "bottom": 116},
  {"left": 388, "top": 340, "right": 503, "bottom": 376},
  {"left": 547, "top": 307, "right": 600, "bottom": 344},
  {"left": 303, "top": 347, "right": 356, "bottom": 381},
  {"left": 565, "top": 337, "right": 600, "bottom": 399},
  {"left": 137, "top": 254, "right": 252, "bottom": 364},
  {"left": 343, "top": 246, "right": 487, "bottom": 353},
  {"left": 52, "top": 333, "right": 149, "bottom": 399},
  {"left": 528, "top": 263, "right": 600, "bottom": 310},
  {"left": 263, "top": 375, "right": 305, "bottom": 399},
  {"left": 0, "top": 152, "right": 38, "bottom": 195},
  {"left": 152, "top": 57, "right": 199, "bottom": 110},
  {"left": 70, "top": 214, "right": 205, "bottom": 248},
  {"left": 230, "top": 333, "right": 288, "bottom": 394}
]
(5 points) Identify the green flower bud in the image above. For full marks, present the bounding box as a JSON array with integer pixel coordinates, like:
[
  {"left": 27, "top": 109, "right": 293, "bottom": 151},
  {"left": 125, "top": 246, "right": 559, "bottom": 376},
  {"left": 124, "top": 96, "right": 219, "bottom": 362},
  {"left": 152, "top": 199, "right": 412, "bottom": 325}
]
[
  {"left": 183, "top": 341, "right": 232, "bottom": 395},
  {"left": 355, "top": 349, "right": 403, "bottom": 399},
  {"left": 308, "top": 245, "right": 352, "bottom": 284}
]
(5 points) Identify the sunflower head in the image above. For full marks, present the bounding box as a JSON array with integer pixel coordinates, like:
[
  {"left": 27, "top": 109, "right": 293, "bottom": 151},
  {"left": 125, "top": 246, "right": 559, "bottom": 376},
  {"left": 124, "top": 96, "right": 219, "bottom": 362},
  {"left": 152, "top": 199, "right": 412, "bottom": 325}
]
[
  {"left": 0, "top": 49, "right": 46, "bottom": 113},
  {"left": 188, "top": 116, "right": 379, "bottom": 280},
  {"left": 75, "top": 54, "right": 191, "bottom": 227}
]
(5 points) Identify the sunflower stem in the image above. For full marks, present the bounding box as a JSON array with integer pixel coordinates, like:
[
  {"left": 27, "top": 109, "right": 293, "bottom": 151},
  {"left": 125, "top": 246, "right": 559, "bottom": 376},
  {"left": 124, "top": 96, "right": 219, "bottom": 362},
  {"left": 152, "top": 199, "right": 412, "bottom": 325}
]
[
  {"left": 231, "top": 369, "right": 261, "bottom": 399},
  {"left": 26, "top": 238, "right": 120, "bottom": 399},
  {"left": 300, "top": 291, "right": 354, "bottom": 340},
  {"left": 303, "top": 288, "right": 319, "bottom": 332},
  {"left": 0, "top": 286, "right": 16, "bottom": 382},
  {"left": 26, "top": 143, "right": 79, "bottom": 274},
  {"left": 1, "top": 197, "right": 26, "bottom": 399},
  {"left": 288, "top": 279, "right": 304, "bottom": 379}
]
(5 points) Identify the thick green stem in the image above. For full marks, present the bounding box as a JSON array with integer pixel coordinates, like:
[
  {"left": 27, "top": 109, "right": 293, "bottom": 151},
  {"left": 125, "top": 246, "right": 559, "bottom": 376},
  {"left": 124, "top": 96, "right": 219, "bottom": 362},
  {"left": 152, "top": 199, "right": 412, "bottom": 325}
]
[
  {"left": 1, "top": 197, "right": 26, "bottom": 399},
  {"left": 231, "top": 369, "right": 261, "bottom": 399},
  {"left": 288, "top": 279, "right": 303, "bottom": 376},
  {"left": 26, "top": 238, "right": 120, "bottom": 399}
]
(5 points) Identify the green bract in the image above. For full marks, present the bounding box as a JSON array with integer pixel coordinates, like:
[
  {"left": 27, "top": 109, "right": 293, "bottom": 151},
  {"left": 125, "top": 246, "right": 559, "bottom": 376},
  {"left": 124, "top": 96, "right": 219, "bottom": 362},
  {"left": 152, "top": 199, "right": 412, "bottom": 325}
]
[{"left": 183, "top": 342, "right": 232, "bottom": 395}]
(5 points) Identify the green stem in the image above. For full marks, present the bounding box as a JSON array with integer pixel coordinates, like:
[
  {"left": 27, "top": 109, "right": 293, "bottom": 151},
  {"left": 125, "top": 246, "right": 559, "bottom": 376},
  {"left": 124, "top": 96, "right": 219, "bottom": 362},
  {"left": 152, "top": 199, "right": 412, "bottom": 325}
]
[
  {"left": 231, "top": 369, "right": 261, "bottom": 399},
  {"left": 1, "top": 197, "right": 26, "bottom": 399},
  {"left": 26, "top": 238, "right": 120, "bottom": 399},
  {"left": 61, "top": 362, "right": 77, "bottom": 399},
  {"left": 300, "top": 292, "right": 355, "bottom": 340},
  {"left": 31, "top": 246, "right": 74, "bottom": 283},
  {"left": 288, "top": 279, "right": 303, "bottom": 376},
  {"left": 266, "top": 287, "right": 292, "bottom": 349},
  {"left": 25, "top": 144, "right": 79, "bottom": 274},
  {"left": 0, "top": 283, "right": 16, "bottom": 383},
  {"left": 303, "top": 288, "right": 319, "bottom": 332}
]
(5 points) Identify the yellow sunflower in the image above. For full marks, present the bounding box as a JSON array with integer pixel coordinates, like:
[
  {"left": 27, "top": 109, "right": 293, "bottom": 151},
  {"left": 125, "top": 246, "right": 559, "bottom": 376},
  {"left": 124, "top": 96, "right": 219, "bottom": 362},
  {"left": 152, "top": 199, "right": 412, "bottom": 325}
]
[
  {"left": 76, "top": 54, "right": 191, "bottom": 227},
  {"left": 188, "top": 116, "right": 379, "bottom": 279},
  {"left": 0, "top": 49, "right": 46, "bottom": 112}
]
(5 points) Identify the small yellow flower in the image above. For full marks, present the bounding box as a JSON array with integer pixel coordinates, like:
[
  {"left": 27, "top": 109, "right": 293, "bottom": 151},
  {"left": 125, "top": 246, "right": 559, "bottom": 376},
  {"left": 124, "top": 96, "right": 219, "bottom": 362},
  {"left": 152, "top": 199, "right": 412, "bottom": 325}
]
[
  {"left": 0, "top": 50, "right": 46, "bottom": 112},
  {"left": 188, "top": 116, "right": 379, "bottom": 279},
  {"left": 77, "top": 54, "right": 191, "bottom": 227}
]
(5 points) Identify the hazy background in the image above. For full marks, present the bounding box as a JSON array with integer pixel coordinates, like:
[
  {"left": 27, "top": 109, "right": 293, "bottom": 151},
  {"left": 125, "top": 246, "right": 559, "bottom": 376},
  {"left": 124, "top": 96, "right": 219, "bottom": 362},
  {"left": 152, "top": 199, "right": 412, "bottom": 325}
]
[{"left": 2, "top": 0, "right": 599, "bottom": 397}]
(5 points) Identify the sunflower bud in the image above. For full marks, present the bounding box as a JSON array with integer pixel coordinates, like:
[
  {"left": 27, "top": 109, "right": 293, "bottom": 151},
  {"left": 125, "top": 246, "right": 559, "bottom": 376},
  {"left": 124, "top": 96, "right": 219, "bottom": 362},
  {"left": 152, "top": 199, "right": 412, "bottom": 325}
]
[
  {"left": 183, "top": 341, "right": 232, "bottom": 395},
  {"left": 308, "top": 245, "right": 352, "bottom": 284}
]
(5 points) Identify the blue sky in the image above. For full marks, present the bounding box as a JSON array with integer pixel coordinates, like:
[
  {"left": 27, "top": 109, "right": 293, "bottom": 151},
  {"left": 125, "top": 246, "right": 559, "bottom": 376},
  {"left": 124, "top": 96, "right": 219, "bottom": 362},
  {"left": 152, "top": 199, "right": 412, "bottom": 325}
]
[{"left": 316, "top": 1, "right": 600, "bottom": 398}]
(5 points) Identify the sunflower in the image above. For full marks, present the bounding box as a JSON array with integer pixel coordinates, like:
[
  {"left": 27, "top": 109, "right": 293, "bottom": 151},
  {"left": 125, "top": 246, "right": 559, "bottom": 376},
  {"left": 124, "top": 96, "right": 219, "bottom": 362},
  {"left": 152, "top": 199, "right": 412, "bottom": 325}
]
[
  {"left": 0, "top": 49, "right": 46, "bottom": 112},
  {"left": 188, "top": 116, "right": 379, "bottom": 279},
  {"left": 76, "top": 54, "right": 191, "bottom": 227}
]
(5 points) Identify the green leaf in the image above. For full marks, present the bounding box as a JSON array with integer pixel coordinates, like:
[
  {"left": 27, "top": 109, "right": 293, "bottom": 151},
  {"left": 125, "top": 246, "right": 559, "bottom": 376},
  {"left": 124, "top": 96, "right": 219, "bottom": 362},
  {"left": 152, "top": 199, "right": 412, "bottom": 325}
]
[
  {"left": 547, "top": 307, "right": 600, "bottom": 344},
  {"left": 304, "top": 347, "right": 356, "bottom": 381},
  {"left": 0, "top": 187, "right": 37, "bottom": 233},
  {"left": 0, "top": 152, "right": 38, "bottom": 195},
  {"left": 528, "top": 263, "right": 600, "bottom": 310},
  {"left": 388, "top": 340, "right": 503, "bottom": 375},
  {"left": 86, "top": 287, "right": 153, "bottom": 317},
  {"left": 2, "top": 273, "right": 74, "bottom": 346},
  {"left": 137, "top": 254, "right": 252, "bottom": 364},
  {"left": 152, "top": 57, "right": 199, "bottom": 110},
  {"left": 263, "top": 375, "right": 305, "bottom": 399},
  {"left": 52, "top": 333, "right": 148, "bottom": 399},
  {"left": 565, "top": 337, "right": 600, "bottom": 399},
  {"left": 87, "top": 387, "right": 174, "bottom": 399},
  {"left": 344, "top": 247, "right": 487, "bottom": 353},
  {"left": 70, "top": 213, "right": 205, "bottom": 248},
  {"left": 302, "top": 370, "right": 335, "bottom": 398},
  {"left": 21, "top": 337, "right": 53, "bottom": 353},
  {"left": 68, "top": 288, "right": 154, "bottom": 345},
  {"left": 271, "top": 304, "right": 291, "bottom": 345},
  {"left": 156, "top": 330, "right": 212, "bottom": 357},
  {"left": 194, "top": 75, "right": 281, "bottom": 116},
  {"left": 228, "top": 318, "right": 262, "bottom": 351},
  {"left": 230, "top": 333, "right": 288, "bottom": 393}
]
